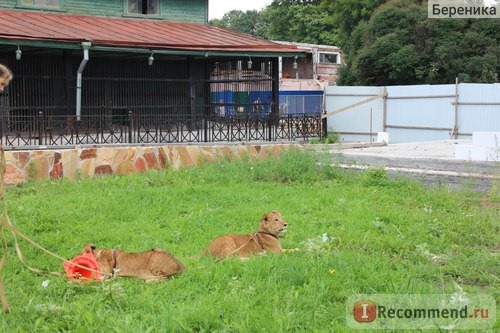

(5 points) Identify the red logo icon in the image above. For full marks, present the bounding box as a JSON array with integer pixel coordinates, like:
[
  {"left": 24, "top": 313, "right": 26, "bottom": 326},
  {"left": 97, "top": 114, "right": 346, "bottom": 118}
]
[{"left": 353, "top": 300, "right": 377, "bottom": 322}]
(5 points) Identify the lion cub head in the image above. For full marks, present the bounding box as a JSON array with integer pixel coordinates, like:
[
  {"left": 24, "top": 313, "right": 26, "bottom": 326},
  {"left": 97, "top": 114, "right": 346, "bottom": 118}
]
[
  {"left": 259, "top": 210, "right": 287, "bottom": 237},
  {"left": 203, "top": 210, "right": 289, "bottom": 259}
]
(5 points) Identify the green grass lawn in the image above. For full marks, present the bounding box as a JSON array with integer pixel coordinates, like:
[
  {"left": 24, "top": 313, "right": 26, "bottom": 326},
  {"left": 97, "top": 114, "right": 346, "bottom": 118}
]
[{"left": 0, "top": 149, "right": 498, "bottom": 332}]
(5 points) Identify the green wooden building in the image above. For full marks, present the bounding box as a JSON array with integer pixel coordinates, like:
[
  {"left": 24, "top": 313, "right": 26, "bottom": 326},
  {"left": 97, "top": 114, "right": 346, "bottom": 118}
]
[{"left": 0, "top": 1, "right": 320, "bottom": 147}]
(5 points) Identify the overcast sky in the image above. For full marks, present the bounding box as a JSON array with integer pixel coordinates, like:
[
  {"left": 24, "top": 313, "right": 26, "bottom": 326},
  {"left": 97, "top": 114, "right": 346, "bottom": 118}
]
[{"left": 208, "top": 0, "right": 273, "bottom": 20}]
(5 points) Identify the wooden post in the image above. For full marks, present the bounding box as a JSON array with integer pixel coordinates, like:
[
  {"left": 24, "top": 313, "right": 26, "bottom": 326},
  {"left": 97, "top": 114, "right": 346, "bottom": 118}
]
[{"left": 0, "top": 145, "right": 10, "bottom": 313}]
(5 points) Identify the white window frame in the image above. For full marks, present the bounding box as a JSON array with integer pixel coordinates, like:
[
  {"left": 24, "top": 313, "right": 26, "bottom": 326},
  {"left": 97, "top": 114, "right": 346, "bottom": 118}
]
[{"left": 319, "top": 52, "right": 341, "bottom": 65}]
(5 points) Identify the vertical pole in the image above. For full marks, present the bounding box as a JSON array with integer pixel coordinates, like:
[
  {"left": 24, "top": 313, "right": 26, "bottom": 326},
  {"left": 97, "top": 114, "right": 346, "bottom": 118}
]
[
  {"left": 204, "top": 117, "right": 208, "bottom": 143},
  {"left": 453, "top": 77, "right": 459, "bottom": 139},
  {"left": 322, "top": 117, "right": 327, "bottom": 139},
  {"left": 382, "top": 86, "right": 387, "bottom": 132},
  {"left": 0, "top": 146, "right": 10, "bottom": 313},
  {"left": 188, "top": 56, "right": 196, "bottom": 134},
  {"left": 322, "top": 87, "right": 327, "bottom": 139},
  {"left": 204, "top": 59, "right": 209, "bottom": 143},
  {"left": 271, "top": 58, "right": 279, "bottom": 141},
  {"left": 38, "top": 111, "right": 43, "bottom": 146},
  {"left": 370, "top": 107, "right": 373, "bottom": 144},
  {"left": 128, "top": 110, "right": 133, "bottom": 144}
]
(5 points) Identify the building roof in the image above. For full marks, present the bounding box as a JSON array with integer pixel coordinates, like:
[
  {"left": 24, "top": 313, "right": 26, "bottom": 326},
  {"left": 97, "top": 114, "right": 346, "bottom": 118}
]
[
  {"left": 274, "top": 41, "right": 342, "bottom": 53},
  {"left": 0, "top": 10, "right": 303, "bottom": 57}
]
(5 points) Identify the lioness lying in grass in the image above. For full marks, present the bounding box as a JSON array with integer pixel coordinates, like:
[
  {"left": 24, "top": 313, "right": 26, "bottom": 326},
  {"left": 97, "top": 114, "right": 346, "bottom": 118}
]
[
  {"left": 79, "top": 244, "right": 185, "bottom": 282},
  {"left": 203, "top": 211, "right": 288, "bottom": 259}
]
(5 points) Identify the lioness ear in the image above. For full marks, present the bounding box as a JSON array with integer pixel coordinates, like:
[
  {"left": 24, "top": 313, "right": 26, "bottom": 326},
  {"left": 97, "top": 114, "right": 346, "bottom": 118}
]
[
  {"left": 80, "top": 244, "right": 95, "bottom": 255},
  {"left": 81, "top": 243, "right": 96, "bottom": 254},
  {"left": 262, "top": 213, "right": 270, "bottom": 223}
]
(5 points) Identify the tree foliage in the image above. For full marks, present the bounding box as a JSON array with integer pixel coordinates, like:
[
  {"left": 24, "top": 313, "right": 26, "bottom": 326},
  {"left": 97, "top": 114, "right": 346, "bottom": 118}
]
[
  {"left": 262, "top": 0, "right": 338, "bottom": 44},
  {"left": 210, "top": 10, "right": 268, "bottom": 38},
  {"left": 209, "top": 0, "right": 339, "bottom": 45},
  {"left": 209, "top": 0, "right": 500, "bottom": 85},
  {"left": 335, "top": 0, "right": 500, "bottom": 85}
]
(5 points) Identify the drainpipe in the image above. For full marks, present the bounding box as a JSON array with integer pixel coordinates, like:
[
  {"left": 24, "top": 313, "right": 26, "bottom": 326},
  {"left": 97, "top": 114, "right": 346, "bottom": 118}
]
[{"left": 76, "top": 42, "right": 91, "bottom": 121}]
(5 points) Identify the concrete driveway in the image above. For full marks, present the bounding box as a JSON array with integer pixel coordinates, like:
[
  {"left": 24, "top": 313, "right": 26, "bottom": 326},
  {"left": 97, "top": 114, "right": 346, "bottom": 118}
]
[{"left": 326, "top": 140, "right": 499, "bottom": 192}]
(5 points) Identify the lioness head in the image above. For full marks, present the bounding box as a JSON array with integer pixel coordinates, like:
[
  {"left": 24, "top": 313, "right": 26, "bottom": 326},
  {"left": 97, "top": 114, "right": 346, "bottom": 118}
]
[
  {"left": 259, "top": 210, "right": 288, "bottom": 237},
  {"left": 78, "top": 243, "right": 112, "bottom": 274}
]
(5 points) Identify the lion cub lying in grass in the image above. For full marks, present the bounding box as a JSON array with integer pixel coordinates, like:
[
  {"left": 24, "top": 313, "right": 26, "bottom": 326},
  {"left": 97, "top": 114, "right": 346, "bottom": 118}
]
[
  {"left": 203, "top": 211, "right": 288, "bottom": 259},
  {"left": 79, "top": 244, "right": 185, "bottom": 282}
]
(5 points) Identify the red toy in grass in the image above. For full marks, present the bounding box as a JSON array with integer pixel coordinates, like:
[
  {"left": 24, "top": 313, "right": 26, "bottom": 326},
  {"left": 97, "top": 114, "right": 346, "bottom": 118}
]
[{"left": 64, "top": 252, "right": 101, "bottom": 282}]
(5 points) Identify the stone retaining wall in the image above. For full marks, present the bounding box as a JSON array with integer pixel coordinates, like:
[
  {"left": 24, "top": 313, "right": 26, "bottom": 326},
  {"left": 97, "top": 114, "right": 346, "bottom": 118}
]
[{"left": 4, "top": 144, "right": 296, "bottom": 185}]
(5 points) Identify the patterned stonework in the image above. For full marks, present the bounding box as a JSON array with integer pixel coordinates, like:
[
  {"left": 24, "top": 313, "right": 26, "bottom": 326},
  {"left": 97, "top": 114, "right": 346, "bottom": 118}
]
[{"left": 3, "top": 144, "right": 295, "bottom": 185}]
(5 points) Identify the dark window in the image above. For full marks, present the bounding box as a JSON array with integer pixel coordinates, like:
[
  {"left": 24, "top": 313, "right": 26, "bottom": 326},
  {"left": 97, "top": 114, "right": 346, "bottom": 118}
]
[
  {"left": 319, "top": 53, "right": 339, "bottom": 64},
  {"left": 128, "top": 0, "right": 158, "bottom": 15}
]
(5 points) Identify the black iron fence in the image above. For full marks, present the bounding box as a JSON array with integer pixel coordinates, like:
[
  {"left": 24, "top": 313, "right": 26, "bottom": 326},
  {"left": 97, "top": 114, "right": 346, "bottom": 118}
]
[
  {"left": 0, "top": 110, "right": 322, "bottom": 148},
  {"left": 0, "top": 55, "right": 326, "bottom": 149}
]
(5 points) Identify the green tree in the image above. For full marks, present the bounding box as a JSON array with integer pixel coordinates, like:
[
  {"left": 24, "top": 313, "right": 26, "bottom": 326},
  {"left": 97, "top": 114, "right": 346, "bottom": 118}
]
[
  {"left": 263, "top": 0, "right": 338, "bottom": 44},
  {"left": 210, "top": 0, "right": 499, "bottom": 85},
  {"left": 325, "top": 0, "right": 385, "bottom": 51},
  {"left": 424, "top": 19, "right": 499, "bottom": 83},
  {"left": 210, "top": 0, "right": 339, "bottom": 45},
  {"left": 210, "top": 10, "right": 268, "bottom": 38},
  {"left": 336, "top": 0, "right": 500, "bottom": 85}
]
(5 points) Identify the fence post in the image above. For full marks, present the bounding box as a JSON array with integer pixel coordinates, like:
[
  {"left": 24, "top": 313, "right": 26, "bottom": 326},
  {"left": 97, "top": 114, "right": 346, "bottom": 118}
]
[
  {"left": 128, "top": 110, "right": 133, "bottom": 144},
  {"left": 453, "top": 77, "right": 459, "bottom": 139},
  {"left": 268, "top": 114, "right": 273, "bottom": 141},
  {"left": 38, "top": 111, "right": 43, "bottom": 146},
  {"left": 322, "top": 113, "right": 327, "bottom": 139},
  {"left": 204, "top": 113, "right": 208, "bottom": 143}
]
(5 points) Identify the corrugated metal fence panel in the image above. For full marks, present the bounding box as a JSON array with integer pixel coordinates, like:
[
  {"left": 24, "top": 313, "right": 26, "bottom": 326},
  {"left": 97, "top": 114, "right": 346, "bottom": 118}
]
[
  {"left": 324, "top": 83, "right": 500, "bottom": 143},
  {"left": 457, "top": 83, "right": 500, "bottom": 134},
  {"left": 388, "top": 127, "right": 451, "bottom": 143},
  {"left": 325, "top": 86, "right": 385, "bottom": 142},
  {"left": 386, "top": 84, "right": 456, "bottom": 142}
]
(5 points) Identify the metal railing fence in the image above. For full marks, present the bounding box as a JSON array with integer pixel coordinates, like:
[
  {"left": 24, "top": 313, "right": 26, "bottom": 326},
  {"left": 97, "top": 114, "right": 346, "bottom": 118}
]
[{"left": 1, "top": 110, "right": 322, "bottom": 148}]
